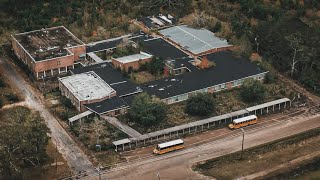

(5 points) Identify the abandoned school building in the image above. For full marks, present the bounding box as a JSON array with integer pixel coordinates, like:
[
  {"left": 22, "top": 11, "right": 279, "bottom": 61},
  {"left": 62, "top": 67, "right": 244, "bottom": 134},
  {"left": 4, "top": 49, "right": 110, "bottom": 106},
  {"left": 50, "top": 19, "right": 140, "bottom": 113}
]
[
  {"left": 12, "top": 26, "right": 86, "bottom": 79},
  {"left": 11, "top": 24, "right": 268, "bottom": 121}
]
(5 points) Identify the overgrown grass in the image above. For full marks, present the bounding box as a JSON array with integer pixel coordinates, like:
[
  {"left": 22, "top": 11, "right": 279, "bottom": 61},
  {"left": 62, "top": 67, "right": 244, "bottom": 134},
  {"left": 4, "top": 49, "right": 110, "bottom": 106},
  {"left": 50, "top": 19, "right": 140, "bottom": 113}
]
[{"left": 194, "top": 128, "right": 320, "bottom": 180}]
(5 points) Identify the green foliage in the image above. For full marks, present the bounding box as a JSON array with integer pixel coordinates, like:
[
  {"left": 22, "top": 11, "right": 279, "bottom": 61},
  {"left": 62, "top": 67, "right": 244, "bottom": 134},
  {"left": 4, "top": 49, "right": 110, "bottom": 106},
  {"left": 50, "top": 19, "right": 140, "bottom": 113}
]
[
  {"left": 5, "top": 93, "right": 19, "bottom": 102},
  {"left": 0, "top": 78, "right": 5, "bottom": 87},
  {"left": 60, "top": 96, "right": 73, "bottom": 109},
  {"left": 186, "top": 93, "right": 215, "bottom": 117},
  {"left": 255, "top": 18, "right": 320, "bottom": 94},
  {"left": 147, "top": 57, "right": 164, "bottom": 76},
  {"left": 0, "top": 107, "right": 50, "bottom": 176},
  {"left": 0, "top": 99, "right": 3, "bottom": 108},
  {"left": 211, "top": 21, "right": 222, "bottom": 33},
  {"left": 264, "top": 72, "right": 277, "bottom": 84},
  {"left": 129, "top": 93, "right": 168, "bottom": 127},
  {"left": 240, "top": 79, "right": 266, "bottom": 103}
]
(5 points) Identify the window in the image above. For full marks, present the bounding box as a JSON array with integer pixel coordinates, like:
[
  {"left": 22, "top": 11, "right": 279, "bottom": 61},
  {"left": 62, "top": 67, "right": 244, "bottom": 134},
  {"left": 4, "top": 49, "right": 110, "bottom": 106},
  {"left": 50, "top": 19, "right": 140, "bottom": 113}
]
[{"left": 57, "top": 61, "right": 61, "bottom": 65}]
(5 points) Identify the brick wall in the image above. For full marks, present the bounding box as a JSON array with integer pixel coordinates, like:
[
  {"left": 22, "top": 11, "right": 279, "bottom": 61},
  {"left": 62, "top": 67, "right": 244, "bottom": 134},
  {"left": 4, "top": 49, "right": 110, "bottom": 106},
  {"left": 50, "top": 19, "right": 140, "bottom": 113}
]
[{"left": 112, "top": 57, "right": 152, "bottom": 71}]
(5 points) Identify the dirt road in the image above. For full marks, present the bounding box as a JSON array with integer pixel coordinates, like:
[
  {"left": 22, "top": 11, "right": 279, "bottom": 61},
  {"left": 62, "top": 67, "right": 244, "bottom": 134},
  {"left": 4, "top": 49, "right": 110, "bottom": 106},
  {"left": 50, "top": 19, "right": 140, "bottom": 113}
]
[
  {"left": 0, "top": 55, "right": 94, "bottom": 173},
  {"left": 81, "top": 107, "right": 320, "bottom": 180}
]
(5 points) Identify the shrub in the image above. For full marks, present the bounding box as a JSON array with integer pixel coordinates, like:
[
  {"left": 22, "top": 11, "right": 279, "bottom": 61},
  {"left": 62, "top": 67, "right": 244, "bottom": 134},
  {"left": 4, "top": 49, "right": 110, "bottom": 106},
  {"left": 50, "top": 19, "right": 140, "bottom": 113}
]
[
  {"left": 264, "top": 72, "right": 277, "bottom": 84},
  {"left": 147, "top": 57, "right": 164, "bottom": 76},
  {"left": 129, "top": 93, "right": 168, "bottom": 127},
  {"left": 60, "top": 96, "right": 73, "bottom": 108},
  {"left": 186, "top": 93, "right": 215, "bottom": 116},
  {"left": 5, "top": 93, "right": 19, "bottom": 102},
  {"left": 0, "top": 78, "right": 5, "bottom": 87},
  {"left": 0, "top": 99, "right": 3, "bottom": 108},
  {"left": 240, "top": 79, "right": 266, "bottom": 103}
]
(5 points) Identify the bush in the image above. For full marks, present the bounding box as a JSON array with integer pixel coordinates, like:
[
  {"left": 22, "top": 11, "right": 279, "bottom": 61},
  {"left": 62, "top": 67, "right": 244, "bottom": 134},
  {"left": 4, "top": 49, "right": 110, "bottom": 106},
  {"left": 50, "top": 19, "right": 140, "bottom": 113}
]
[
  {"left": 240, "top": 79, "right": 266, "bottom": 103},
  {"left": 264, "top": 72, "right": 277, "bottom": 84},
  {"left": 60, "top": 96, "right": 73, "bottom": 108},
  {"left": 186, "top": 93, "right": 215, "bottom": 116},
  {"left": 0, "top": 78, "right": 5, "bottom": 87},
  {"left": 0, "top": 99, "right": 3, "bottom": 108},
  {"left": 79, "top": 132, "right": 90, "bottom": 142},
  {"left": 5, "top": 93, "right": 19, "bottom": 102},
  {"left": 147, "top": 57, "right": 164, "bottom": 76},
  {"left": 129, "top": 93, "right": 168, "bottom": 127}
]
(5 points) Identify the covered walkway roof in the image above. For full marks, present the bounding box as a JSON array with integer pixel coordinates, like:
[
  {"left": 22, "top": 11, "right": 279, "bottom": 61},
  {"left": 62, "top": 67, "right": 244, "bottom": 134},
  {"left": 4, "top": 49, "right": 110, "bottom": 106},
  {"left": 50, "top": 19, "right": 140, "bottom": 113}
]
[
  {"left": 113, "top": 138, "right": 131, "bottom": 146},
  {"left": 113, "top": 98, "right": 291, "bottom": 146},
  {"left": 68, "top": 110, "right": 93, "bottom": 124},
  {"left": 246, "top": 98, "right": 290, "bottom": 112}
]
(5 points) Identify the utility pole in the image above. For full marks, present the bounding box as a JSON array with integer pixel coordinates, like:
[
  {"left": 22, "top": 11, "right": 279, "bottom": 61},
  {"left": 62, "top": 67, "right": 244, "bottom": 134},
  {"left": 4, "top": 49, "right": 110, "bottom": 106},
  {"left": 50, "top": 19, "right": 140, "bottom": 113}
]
[
  {"left": 157, "top": 172, "right": 160, "bottom": 180},
  {"left": 240, "top": 128, "right": 245, "bottom": 159},
  {"left": 55, "top": 139, "right": 58, "bottom": 176},
  {"left": 97, "top": 163, "right": 102, "bottom": 180}
]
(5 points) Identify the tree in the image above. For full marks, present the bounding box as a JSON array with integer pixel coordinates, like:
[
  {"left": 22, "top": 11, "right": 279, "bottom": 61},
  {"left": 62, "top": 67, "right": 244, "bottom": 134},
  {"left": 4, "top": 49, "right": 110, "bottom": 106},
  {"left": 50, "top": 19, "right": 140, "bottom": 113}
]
[
  {"left": 129, "top": 93, "right": 167, "bottom": 127},
  {"left": 186, "top": 93, "right": 215, "bottom": 116},
  {"left": 93, "top": 117, "right": 105, "bottom": 145},
  {"left": 285, "top": 33, "right": 304, "bottom": 76},
  {"left": 148, "top": 57, "right": 164, "bottom": 76},
  {"left": 148, "top": 0, "right": 183, "bottom": 10},
  {"left": 0, "top": 107, "right": 50, "bottom": 176},
  {"left": 240, "top": 79, "right": 266, "bottom": 103}
]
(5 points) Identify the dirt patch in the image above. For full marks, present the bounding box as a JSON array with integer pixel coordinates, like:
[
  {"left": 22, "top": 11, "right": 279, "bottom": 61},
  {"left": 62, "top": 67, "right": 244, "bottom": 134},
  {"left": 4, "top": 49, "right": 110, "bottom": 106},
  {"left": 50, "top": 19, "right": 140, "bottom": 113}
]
[{"left": 194, "top": 128, "right": 320, "bottom": 180}]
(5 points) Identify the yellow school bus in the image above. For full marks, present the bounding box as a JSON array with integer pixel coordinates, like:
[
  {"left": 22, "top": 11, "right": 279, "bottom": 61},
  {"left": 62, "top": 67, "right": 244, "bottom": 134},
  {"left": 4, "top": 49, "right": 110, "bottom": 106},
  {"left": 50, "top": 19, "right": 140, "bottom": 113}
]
[
  {"left": 153, "top": 139, "right": 185, "bottom": 155},
  {"left": 228, "top": 115, "right": 258, "bottom": 129}
]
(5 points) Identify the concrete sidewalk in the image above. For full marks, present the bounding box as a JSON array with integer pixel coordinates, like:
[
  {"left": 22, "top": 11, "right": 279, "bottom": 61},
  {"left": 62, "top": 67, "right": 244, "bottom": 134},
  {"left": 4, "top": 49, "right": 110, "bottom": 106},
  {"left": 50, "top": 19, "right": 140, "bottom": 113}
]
[{"left": 101, "top": 115, "right": 142, "bottom": 138}]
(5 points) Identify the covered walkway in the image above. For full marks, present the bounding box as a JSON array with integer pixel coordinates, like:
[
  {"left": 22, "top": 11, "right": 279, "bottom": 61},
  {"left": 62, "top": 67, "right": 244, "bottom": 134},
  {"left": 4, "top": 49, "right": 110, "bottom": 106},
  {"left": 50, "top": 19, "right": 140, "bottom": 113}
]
[
  {"left": 87, "top": 52, "right": 104, "bottom": 63},
  {"left": 113, "top": 98, "right": 291, "bottom": 151},
  {"left": 68, "top": 110, "right": 93, "bottom": 125}
]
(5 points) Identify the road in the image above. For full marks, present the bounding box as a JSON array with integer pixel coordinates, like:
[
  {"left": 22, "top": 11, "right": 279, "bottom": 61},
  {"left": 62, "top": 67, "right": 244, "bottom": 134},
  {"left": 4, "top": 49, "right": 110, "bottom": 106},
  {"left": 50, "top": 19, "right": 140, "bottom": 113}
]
[
  {"left": 0, "top": 54, "right": 94, "bottom": 173},
  {"left": 82, "top": 106, "right": 320, "bottom": 180}
]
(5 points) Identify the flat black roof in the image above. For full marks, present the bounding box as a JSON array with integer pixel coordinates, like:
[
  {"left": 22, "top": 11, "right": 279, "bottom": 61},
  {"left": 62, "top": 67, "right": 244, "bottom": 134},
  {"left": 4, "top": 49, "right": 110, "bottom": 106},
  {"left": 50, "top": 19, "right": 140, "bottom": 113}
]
[
  {"left": 142, "top": 51, "right": 267, "bottom": 99},
  {"left": 85, "top": 96, "right": 129, "bottom": 114},
  {"left": 166, "top": 57, "right": 199, "bottom": 72},
  {"left": 141, "top": 38, "right": 189, "bottom": 60}
]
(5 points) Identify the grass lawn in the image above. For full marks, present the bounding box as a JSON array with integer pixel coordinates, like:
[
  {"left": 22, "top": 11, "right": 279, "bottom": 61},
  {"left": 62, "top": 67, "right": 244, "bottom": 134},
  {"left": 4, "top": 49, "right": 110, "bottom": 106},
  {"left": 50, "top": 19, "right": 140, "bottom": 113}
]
[
  {"left": 130, "top": 71, "right": 158, "bottom": 84},
  {"left": 194, "top": 128, "right": 320, "bottom": 180}
]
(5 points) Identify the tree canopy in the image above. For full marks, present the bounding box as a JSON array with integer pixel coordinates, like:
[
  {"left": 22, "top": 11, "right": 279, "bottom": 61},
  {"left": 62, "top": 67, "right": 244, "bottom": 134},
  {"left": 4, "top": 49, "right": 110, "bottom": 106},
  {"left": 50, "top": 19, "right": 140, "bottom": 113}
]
[
  {"left": 240, "top": 79, "right": 266, "bottom": 103},
  {"left": 0, "top": 107, "right": 50, "bottom": 177},
  {"left": 129, "top": 93, "right": 167, "bottom": 127},
  {"left": 186, "top": 93, "right": 215, "bottom": 117},
  {"left": 147, "top": 57, "right": 165, "bottom": 76}
]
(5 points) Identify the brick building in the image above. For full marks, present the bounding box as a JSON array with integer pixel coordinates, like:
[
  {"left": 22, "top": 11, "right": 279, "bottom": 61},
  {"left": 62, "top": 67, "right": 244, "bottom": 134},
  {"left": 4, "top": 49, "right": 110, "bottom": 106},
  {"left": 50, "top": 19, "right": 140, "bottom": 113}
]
[
  {"left": 112, "top": 52, "right": 153, "bottom": 71},
  {"left": 12, "top": 26, "right": 86, "bottom": 79},
  {"left": 59, "top": 71, "right": 117, "bottom": 112}
]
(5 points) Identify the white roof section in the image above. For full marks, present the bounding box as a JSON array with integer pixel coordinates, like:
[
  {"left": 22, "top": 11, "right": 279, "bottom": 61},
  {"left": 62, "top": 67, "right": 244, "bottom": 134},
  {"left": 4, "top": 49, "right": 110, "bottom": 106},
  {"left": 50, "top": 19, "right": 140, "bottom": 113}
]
[
  {"left": 59, "top": 71, "right": 115, "bottom": 101},
  {"left": 113, "top": 52, "right": 153, "bottom": 64},
  {"left": 113, "top": 138, "right": 131, "bottom": 146},
  {"left": 158, "top": 139, "right": 183, "bottom": 149},
  {"left": 87, "top": 52, "right": 104, "bottom": 63},
  {"left": 68, "top": 110, "right": 93, "bottom": 123},
  {"left": 233, "top": 115, "right": 257, "bottom": 124},
  {"left": 246, "top": 98, "right": 291, "bottom": 112},
  {"left": 159, "top": 25, "right": 232, "bottom": 55}
]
